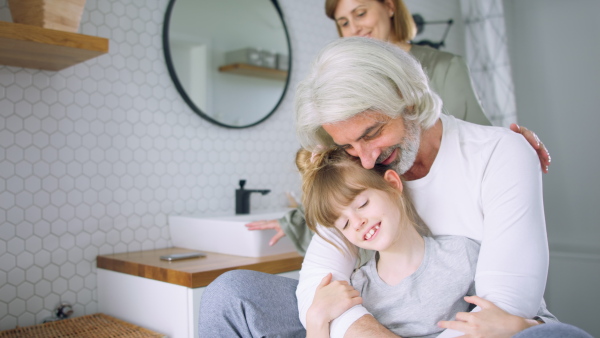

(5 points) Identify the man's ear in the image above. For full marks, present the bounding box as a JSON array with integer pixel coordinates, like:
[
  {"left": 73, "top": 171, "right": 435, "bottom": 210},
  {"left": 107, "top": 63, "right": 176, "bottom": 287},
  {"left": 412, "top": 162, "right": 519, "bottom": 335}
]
[{"left": 383, "top": 169, "right": 403, "bottom": 192}]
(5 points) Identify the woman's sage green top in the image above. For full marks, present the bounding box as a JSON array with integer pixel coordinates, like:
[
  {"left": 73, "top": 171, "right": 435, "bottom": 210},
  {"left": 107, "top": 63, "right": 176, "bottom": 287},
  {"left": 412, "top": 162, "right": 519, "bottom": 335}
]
[{"left": 280, "top": 45, "right": 491, "bottom": 256}]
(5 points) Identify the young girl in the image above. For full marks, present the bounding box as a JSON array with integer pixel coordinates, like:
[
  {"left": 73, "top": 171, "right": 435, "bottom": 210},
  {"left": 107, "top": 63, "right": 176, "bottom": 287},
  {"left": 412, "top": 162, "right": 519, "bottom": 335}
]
[{"left": 298, "top": 146, "right": 480, "bottom": 338}]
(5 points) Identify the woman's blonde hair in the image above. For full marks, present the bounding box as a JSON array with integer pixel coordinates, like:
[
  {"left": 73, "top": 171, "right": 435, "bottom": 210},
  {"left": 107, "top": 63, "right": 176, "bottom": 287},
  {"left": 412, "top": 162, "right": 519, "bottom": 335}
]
[
  {"left": 325, "top": 0, "right": 417, "bottom": 42},
  {"left": 296, "top": 147, "right": 429, "bottom": 253}
]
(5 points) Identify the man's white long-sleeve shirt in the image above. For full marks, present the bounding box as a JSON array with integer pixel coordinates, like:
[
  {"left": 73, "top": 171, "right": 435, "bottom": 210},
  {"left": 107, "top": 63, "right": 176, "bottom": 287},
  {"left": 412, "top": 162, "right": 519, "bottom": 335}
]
[{"left": 296, "top": 114, "right": 549, "bottom": 337}]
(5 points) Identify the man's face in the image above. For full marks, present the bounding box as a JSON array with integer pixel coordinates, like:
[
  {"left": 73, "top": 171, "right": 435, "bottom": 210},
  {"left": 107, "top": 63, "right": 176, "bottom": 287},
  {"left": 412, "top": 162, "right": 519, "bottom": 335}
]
[{"left": 322, "top": 111, "right": 421, "bottom": 174}]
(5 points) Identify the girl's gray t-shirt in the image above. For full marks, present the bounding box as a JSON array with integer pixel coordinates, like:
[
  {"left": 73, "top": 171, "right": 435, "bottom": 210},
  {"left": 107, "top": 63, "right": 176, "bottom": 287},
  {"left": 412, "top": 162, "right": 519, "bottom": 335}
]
[{"left": 350, "top": 235, "right": 479, "bottom": 338}]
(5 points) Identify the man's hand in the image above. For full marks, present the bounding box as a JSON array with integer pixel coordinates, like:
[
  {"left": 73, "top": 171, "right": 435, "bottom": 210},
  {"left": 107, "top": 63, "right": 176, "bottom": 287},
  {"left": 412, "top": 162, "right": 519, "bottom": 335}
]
[
  {"left": 245, "top": 219, "right": 285, "bottom": 246},
  {"left": 438, "top": 296, "right": 539, "bottom": 338},
  {"left": 510, "top": 123, "right": 551, "bottom": 173}
]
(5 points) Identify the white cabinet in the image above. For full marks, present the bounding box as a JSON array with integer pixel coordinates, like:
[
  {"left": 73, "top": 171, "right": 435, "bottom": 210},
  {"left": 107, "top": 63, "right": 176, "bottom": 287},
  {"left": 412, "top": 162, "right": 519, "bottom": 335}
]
[
  {"left": 96, "top": 248, "right": 303, "bottom": 337},
  {"left": 98, "top": 268, "right": 299, "bottom": 338}
]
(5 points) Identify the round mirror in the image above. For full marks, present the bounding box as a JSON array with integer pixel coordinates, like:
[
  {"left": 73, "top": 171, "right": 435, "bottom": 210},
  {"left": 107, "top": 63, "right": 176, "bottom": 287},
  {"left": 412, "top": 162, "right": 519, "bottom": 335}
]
[{"left": 163, "top": 0, "right": 292, "bottom": 128}]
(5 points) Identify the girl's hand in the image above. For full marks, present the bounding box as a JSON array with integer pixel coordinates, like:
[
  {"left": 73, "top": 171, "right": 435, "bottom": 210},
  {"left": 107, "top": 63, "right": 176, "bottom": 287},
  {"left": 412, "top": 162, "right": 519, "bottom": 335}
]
[
  {"left": 438, "top": 296, "right": 538, "bottom": 338},
  {"left": 510, "top": 123, "right": 551, "bottom": 173},
  {"left": 244, "top": 219, "right": 285, "bottom": 246},
  {"left": 306, "top": 273, "right": 362, "bottom": 332}
]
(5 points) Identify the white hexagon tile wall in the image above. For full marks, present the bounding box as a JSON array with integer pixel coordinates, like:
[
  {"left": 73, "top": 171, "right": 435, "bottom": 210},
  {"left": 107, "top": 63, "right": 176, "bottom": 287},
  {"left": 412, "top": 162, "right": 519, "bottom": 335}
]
[{"left": 0, "top": 0, "right": 337, "bottom": 330}]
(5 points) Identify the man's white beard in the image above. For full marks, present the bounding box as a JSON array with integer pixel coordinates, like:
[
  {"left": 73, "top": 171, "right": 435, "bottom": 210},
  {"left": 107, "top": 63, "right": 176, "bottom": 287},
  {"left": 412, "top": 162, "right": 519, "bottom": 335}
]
[{"left": 397, "top": 119, "right": 421, "bottom": 174}]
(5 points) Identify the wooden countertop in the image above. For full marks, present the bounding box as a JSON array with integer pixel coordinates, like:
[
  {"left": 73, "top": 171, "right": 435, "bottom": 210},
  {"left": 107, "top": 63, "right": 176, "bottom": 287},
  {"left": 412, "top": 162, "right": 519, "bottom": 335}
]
[{"left": 97, "top": 247, "right": 303, "bottom": 288}]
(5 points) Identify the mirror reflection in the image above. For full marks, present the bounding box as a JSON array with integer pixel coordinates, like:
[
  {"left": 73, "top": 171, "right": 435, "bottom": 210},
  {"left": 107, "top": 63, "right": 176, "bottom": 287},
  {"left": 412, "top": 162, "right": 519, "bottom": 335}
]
[{"left": 164, "top": 0, "right": 291, "bottom": 128}]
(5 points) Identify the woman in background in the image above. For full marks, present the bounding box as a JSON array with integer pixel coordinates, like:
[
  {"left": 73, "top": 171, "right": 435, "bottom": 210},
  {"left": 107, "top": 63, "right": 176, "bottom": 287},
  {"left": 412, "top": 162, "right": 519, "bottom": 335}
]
[{"left": 246, "top": 0, "right": 551, "bottom": 255}]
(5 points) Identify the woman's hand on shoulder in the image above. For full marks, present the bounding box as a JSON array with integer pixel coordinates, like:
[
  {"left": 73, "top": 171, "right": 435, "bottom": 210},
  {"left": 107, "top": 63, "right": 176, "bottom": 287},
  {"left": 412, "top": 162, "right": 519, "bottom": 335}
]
[
  {"left": 438, "top": 296, "right": 540, "bottom": 338},
  {"left": 510, "top": 123, "right": 551, "bottom": 173}
]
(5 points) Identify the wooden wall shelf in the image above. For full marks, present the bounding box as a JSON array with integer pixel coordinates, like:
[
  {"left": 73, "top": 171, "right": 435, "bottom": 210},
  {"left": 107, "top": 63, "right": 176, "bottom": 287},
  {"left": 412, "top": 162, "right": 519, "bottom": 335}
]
[
  {"left": 0, "top": 21, "right": 109, "bottom": 71},
  {"left": 218, "top": 63, "right": 287, "bottom": 81}
]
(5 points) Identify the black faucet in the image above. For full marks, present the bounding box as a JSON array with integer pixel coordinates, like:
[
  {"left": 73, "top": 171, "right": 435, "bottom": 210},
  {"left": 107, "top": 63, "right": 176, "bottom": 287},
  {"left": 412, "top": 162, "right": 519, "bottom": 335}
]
[{"left": 235, "top": 180, "right": 271, "bottom": 214}]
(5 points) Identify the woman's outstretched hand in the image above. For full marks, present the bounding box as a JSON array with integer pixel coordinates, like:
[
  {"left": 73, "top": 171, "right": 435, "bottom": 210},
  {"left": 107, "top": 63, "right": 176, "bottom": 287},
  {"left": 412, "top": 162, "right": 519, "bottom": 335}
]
[
  {"left": 438, "top": 296, "right": 539, "bottom": 338},
  {"left": 511, "top": 123, "right": 551, "bottom": 173},
  {"left": 245, "top": 219, "right": 286, "bottom": 246}
]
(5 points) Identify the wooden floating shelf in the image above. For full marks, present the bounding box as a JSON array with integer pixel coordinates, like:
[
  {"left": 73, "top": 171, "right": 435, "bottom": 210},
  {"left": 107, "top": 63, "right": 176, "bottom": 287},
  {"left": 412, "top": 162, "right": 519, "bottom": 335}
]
[
  {"left": 0, "top": 21, "right": 109, "bottom": 71},
  {"left": 218, "top": 63, "right": 288, "bottom": 81}
]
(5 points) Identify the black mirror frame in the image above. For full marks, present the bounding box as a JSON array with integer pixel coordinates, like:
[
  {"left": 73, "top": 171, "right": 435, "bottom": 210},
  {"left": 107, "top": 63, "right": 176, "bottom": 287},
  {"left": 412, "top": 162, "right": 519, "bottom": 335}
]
[{"left": 162, "top": 0, "right": 293, "bottom": 129}]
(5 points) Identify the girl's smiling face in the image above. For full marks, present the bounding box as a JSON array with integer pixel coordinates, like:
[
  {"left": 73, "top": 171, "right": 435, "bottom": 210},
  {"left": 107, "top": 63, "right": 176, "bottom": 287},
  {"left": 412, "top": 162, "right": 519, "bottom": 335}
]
[
  {"left": 333, "top": 188, "right": 403, "bottom": 252},
  {"left": 333, "top": 0, "right": 396, "bottom": 42}
]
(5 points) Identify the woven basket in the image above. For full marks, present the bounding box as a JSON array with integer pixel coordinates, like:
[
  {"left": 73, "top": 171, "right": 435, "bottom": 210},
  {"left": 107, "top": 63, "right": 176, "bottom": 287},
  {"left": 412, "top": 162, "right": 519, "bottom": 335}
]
[
  {"left": 0, "top": 313, "right": 166, "bottom": 338},
  {"left": 8, "top": 0, "right": 86, "bottom": 33}
]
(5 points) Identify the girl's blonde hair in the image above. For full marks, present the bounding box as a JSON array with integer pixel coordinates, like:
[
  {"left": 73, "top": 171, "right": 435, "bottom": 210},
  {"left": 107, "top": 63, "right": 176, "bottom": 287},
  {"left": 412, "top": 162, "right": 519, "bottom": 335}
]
[
  {"left": 325, "top": 0, "right": 417, "bottom": 42},
  {"left": 296, "top": 147, "right": 429, "bottom": 252}
]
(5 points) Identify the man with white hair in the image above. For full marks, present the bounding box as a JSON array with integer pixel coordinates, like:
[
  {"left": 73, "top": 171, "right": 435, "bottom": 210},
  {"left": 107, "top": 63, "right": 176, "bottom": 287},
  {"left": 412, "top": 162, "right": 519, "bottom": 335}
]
[
  {"left": 294, "top": 36, "right": 549, "bottom": 337},
  {"left": 198, "top": 37, "right": 592, "bottom": 338}
]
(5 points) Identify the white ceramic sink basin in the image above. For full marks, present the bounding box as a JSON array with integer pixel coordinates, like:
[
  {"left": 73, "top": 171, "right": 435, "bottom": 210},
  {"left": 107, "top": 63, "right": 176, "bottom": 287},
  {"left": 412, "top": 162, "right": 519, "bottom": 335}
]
[{"left": 168, "top": 211, "right": 298, "bottom": 257}]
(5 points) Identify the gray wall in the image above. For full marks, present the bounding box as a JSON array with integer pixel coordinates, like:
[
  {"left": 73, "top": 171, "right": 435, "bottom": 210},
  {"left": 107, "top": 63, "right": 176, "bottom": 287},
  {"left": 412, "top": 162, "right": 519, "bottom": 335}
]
[{"left": 504, "top": 0, "right": 600, "bottom": 336}]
